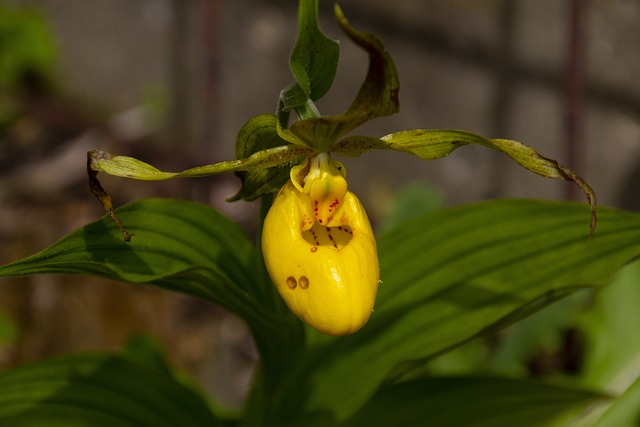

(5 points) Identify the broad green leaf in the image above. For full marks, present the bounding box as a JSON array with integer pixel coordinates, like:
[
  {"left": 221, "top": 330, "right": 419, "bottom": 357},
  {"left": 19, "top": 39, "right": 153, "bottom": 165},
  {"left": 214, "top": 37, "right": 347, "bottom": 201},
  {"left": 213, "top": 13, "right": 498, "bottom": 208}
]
[
  {"left": 0, "top": 198, "right": 304, "bottom": 391},
  {"left": 0, "top": 353, "right": 223, "bottom": 427},
  {"left": 276, "top": 200, "right": 640, "bottom": 423},
  {"left": 334, "top": 130, "right": 596, "bottom": 233},
  {"left": 122, "top": 335, "right": 175, "bottom": 379},
  {"left": 88, "top": 143, "right": 313, "bottom": 181},
  {"left": 423, "top": 337, "right": 489, "bottom": 376},
  {"left": 579, "top": 260, "right": 640, "bottom": 393},
  {"left": 489, "top": 290, "right": 590, "bottom": 377},
  {"left": 277, "top": 0, "right": 339, "bottom": 122},
  {"left": 231, "top": 114, "right": 297, "bottom": 201},
  {"left": 122, "top": 335, "right": 237, "bottom": 419},
  {"left": 0, "top": 199, "right": 258, "bottom": 307},
  {"left": 593, "top": 375, "right": 640, "bottom": 427},
  {"left": 341, "top": 376, "right": 606, "bottom": 427}
]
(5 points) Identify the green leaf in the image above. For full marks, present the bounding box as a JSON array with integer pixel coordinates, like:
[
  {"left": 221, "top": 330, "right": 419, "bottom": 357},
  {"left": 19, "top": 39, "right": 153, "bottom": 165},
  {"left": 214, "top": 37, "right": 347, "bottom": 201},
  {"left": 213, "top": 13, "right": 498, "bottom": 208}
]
[
  {"left": 277, "top": 0, "right": 339, "bottom": 122},
  {"left": 579, "top": 260, "right": 640, "bottom": 393},
  {"left": 0, "top": 353, "right": 223, "bottom": 426},
  {"left": 0, "top": 199, "right": 258, "bottom": 307},
  {"left": 286, "top": 5, "right": 400, "bottom": 151},
  {"left": 593, "top": 375, "right": 640, "bottom": 427},
  {"left": 276, "top": 200, "right": 640, "bottom": 423},
  {"left": 489, "top": 290, "right": 590, "bottom": 377},
  {"left": 334, "top": 130, "right": 596, "bottom": 233},
  {"left": 0, "top": 199, "right": 304, "bottom": 396},
  {"left": 231, "top": 114, "right": 299, "bottom": 201},
  {"left": 341, "top": 376, "right": 606, "bottom": 427},
  {"left": 122, "top": 335, "right": 175, "bottom": 378},
  {"left": 122, "top": 335, "right": 237, "bottom": 420}
]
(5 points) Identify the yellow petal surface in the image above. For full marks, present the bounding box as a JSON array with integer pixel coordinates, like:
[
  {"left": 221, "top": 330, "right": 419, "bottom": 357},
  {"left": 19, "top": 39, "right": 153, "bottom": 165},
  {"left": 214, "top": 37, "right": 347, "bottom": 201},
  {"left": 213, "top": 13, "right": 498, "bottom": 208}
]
[{"left": 262, "top": 180, "right": 379, "bottom": 336}]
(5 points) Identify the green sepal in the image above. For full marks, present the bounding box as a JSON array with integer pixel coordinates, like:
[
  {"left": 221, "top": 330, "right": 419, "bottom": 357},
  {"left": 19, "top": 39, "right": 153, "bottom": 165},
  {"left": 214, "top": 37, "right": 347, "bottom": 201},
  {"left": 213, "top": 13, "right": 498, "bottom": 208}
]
[
  {"left": 86, "top": 119, "right": 314, "bottom": 239},
  {"left": 88, "top": 114, "right": 314, "bottom": 205},
  {"left": 332, "top": 5, "right": 400, "bottom": 130},
  {"left": 88, "top": 144, "right": 313, "bottom": 181},
  {"left": 277, "top": 0, "right": 339, "bottom": 124},
  {"left": 289, "top": 0, "right": 339, "bottom": 99},
  {"left": 286, "top": 5, "right": 400, "bottom": 151},
  {"left": 334, "top": 129, "right": 597, "bottom": 234},
  {"left": 230, "top": 114, "right": 305, "bottom": 201}
]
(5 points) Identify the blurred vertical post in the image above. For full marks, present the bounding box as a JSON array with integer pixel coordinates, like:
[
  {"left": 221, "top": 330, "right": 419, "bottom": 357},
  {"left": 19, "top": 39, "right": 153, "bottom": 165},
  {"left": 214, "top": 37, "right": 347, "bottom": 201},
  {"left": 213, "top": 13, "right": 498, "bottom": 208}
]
[
  {"left": 487, "top": 0, "right": 517, "bottom": 199},
  {"left": 169, "top": 0, "right": 192, "bottom": 150},
  {"left": 202, "top": 0, "right": 222, "bottom": 159},
  {"left": 565, "top": 0, "right": 587, "bottom": 201},
  {"left": 168, "top": 0, "right": 223, "bottom": 157}
]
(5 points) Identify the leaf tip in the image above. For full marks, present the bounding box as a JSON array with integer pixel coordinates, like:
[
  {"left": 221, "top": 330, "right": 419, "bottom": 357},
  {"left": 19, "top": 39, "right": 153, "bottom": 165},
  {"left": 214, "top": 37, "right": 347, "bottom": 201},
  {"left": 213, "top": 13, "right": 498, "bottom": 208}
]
[
  {"left": 334, "top": 3, "right": 345, "bottom": 22},
  {"left": 87, "top": 151, "right": 132, "bottom": 243},
  {"left": 556, "top": 163, "right": 598, "bottom": 238}
]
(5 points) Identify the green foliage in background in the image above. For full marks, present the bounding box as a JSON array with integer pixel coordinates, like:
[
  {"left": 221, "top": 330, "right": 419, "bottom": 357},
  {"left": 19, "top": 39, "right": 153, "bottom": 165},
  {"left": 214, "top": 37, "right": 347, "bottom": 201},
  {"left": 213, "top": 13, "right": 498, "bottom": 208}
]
[
  {"left": 1, "top": 1, "right": 640, "bottom": 426},
  {"left": 0, "top": 5, "right": 54, "bottom": 88},
  {"left": 0, "top": 5, "right": 55, "bottom": 125},
  {"left": 0, "top": 309, "right": 17, "bottom": 346}
]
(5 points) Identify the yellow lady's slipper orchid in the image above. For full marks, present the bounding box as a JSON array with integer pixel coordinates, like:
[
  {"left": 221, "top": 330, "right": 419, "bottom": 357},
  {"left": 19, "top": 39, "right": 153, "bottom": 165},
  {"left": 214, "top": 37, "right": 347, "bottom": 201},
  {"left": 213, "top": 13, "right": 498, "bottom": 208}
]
[{"left": 262, "top": 153, "right": 379, "bottom": 336}]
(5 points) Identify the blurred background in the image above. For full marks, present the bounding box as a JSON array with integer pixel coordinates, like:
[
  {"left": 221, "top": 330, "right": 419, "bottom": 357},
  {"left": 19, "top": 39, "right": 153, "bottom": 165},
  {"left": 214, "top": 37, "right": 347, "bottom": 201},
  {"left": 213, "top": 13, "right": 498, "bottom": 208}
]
[{"left": 0, "top": 0, "right": 639, "bottom": 411}]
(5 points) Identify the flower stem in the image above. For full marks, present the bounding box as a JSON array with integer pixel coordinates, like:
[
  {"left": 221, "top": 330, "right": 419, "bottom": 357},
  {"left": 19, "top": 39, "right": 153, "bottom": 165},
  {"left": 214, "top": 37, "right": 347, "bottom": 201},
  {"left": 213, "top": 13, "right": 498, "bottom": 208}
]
[{"left": 295, "top": 98, "right": 321, "bottom": 120}]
